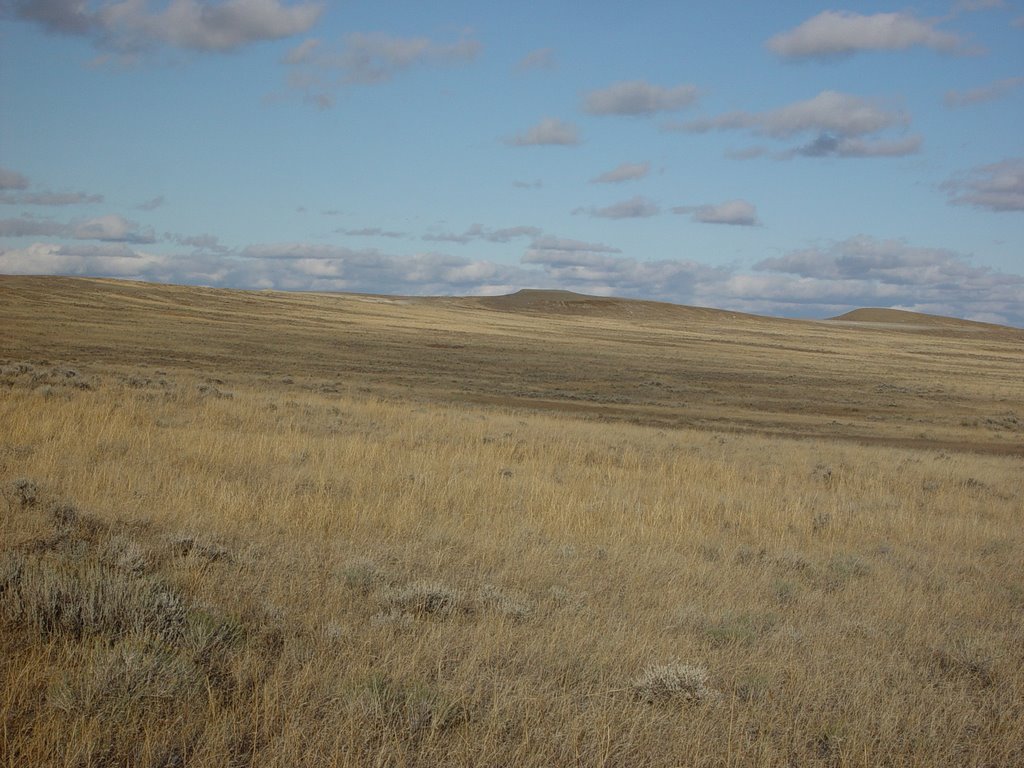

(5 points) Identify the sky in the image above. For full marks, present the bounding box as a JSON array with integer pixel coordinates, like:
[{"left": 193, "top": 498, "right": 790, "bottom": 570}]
[{"left": 1, "top": 1, "right": 1022, "bottom": 325}]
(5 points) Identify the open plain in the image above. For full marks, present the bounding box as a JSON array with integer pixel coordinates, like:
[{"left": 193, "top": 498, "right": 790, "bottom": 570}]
[{"left": 1, "top": 275, "right": 1022, "bottom": 766}]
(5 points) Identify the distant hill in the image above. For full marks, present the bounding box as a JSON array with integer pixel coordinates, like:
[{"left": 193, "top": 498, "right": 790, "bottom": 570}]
[
  {"left": 471, "top": 291, "right": 1024, "bottom": 335},
  {"left": 2, "top": 275, "right": 1022, "bottom": 456},
  {"left": 473, "top": 289, "right": 755, "bottom": 323},
  {"left": 829, "top": 307, "right": 1018, "bottom": 333}
]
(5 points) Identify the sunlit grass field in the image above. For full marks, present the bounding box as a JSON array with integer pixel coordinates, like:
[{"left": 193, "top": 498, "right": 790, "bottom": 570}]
[{"left": 1, "top": 277, "right": 1022, "bottom": 766}]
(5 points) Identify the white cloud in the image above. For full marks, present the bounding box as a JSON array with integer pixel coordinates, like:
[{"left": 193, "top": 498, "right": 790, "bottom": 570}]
[
  {"left": 767, "top": 11, "right": 963, "bottom": 59},
  {"left": 72, "top": 214, "right": 156, "bottom": 243},
  {"left": 334, "top": 31, "right": 481, "bottom": 85},
  {"left": 945, "top": 76, "right": 1024, "bottom": 107},
  {"left": 239, "top": 242, "right": 349, "bottom": 260},
  {"left": 0, "top": 213, "right": 153, "bottom": 242},
  {"left": 8, "top": 0, "right": 96, "bottom": 35},
  {"left": 423, "top": 224, "right": 542, "bottom": 244},
  {"left": 670, "top": 91, "right": 916, "bottom": 160},
  {"left": 756, "top": 237, "right": 964, "bottom": 279},
  {"left": 0, "top": 190, "right": 105, "bottom": 205},
  {"left": 0, "top": 168, "right": 104, "bottom": 204},
  {"left": 283, "top": 37, "right": 320, "bottom": 64},
  {"left": 515, "top": 47, "right": 555, "bottom": 72},
  {"left": 280, "top": 29, "right": 483, "bottom": 106},
  {"left": 482, "top": 226, "right": 544, "bottom": 243},
  {"left": 955, "top": 0, "right": 1005, "bottom": 11},
  {"left": 788, "top": 134, "right": 922, "bottom": 158},
  {"left": 574, "top": 196, "right": 660, "bottom": 219},
  {"left": 517, "top": 235, "right": 1023, "bottom": 326},
  {"left": 340, "top": 227, "right": 405, "bottom": 239},
  {"left": 527, "top": 236, "right": 621, "bottom": 255},
  {"left": 583, "top": 80, "right": 699, "bottom": 116},
  {"left": 11, "top": 0, "right": 324, "bottom": 54},
  {"left": 0, "top": 242, "right": 163, "bottom": 277},
  {"left": 0, "top": 216, "right": 67, "bottom": 237},
  {"left": 943, "top": 158, "right": 1024, "bottom": 212},
  {"left": 236, "top": 242, "right": 530, "bottom": 295},
  {"left": 0, "top": 168, "right": 30, "bottom": 190},
  {"left": 522, "top": 245, "right": 728, "bottom": 301},
  {"left": 167, "top": 232, "right": 227, "bottom": 251},
  {"left": 725, "top": 146, "right": 769, "bottom": 160},
  {"left": 505, "top": 118, "right": 581, "bottom": 147},
  {"left": 590, "top": 162, "right": 650, "bottom": 184},
  {"left": 137, "top": 195, "right": 166, "bottom": 210},
  {"left": 677, "top": 91, "right": 907, "bottom": 138},
  {"left": 521, "top": 249, "right": 623, "bottom": 271},
  {"left": 3, "top": 234, "right": 1022, "bottom": 326},
  {"left": 737, "top": 235, "right": 1024, "bottom": 324},
  {"left": 675, "top": 200, "right": 759, "bottom": 226}
]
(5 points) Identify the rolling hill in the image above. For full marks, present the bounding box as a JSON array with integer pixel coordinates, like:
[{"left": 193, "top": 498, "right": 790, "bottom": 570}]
[{"left": 1, "top": 275, "right": 1021, "bottom": 456}]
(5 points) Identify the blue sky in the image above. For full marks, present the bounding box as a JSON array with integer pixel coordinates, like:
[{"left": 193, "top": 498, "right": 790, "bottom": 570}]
[{"left": 1, "top": 1, "right": 1022, "bottom": 325}]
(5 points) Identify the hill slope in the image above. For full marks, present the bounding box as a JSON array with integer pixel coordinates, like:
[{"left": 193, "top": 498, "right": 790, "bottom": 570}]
[
  {"left": 830, "top": 307, "right": 1017, "bottom": 333},
  {"left": 473, "top": 288, "right": 754, "bottom": 322},
  {"left": 1, "top": 275, "right": 1022, "bottom": 455}
]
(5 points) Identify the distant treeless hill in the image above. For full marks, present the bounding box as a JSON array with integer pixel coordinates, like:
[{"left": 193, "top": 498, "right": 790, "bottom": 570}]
[
  {"left": 473, "top": 289, "right": 758, "bottom": 322},
  {"left": 0, "top": 277, "right": 1018, "bottom": 334},
  {"left": 2, "top": 275, "right": 1022, "bottom": 456},
  {"left": 829, "top": 307, "right": 1018, "bottom": 333},
  {"left": 473, "top": 290, "right": 1023, "bottom": 334}
]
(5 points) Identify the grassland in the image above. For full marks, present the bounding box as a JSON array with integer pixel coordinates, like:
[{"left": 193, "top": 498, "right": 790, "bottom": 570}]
[{"left": 1, "top": 275, "right": 1022, "bottom": 766}]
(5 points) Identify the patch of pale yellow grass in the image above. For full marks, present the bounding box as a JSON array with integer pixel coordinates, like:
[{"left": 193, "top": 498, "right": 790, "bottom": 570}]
[{"left": 1, "top": 367, "right": 1022, "bottom": 766}]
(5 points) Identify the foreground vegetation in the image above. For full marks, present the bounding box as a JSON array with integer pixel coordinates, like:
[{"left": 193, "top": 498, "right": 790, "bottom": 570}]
[{"left": 2, "top": 362, "right": 1022, "bottom": 766}]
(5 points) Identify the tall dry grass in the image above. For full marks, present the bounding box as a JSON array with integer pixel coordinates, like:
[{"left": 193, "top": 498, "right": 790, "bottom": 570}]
[{"left": 1, "top": 363, "right": 1022, "bottom": 766}]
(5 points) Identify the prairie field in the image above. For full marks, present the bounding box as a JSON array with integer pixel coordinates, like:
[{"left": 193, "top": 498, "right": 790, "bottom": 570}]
[{"left": 1, "top": 276, "right": 1023, "bottom": 767}]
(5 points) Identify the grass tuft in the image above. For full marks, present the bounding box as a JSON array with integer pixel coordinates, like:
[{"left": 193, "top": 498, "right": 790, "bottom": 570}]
[
  {"left": 632, "top": 662, "right": 719, "bottom": 705},
  {"left": 385, "top": 580, "right": 466, "bottom": 618},
  {"left": 11, "top": 477, "right": 39, "bottom": 508}
]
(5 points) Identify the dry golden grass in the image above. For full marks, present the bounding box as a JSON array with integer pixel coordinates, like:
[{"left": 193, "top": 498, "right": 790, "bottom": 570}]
[
  {"left": 1, "top": 276, "right": 1022, "bottom": 766},
  {"left": 2, "top": 276, "right": 1022, "bottom": 455}
]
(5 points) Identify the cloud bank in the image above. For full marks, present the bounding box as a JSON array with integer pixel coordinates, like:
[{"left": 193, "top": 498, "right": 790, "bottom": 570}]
[
  {"left": 282, "top": 30, "right": 481, "bottom": 106},
  {"left": 423, "top": 224, "right": 542, "bottom": 245},
  {"left": 675, "top": 200, "right": 759, "bottom": 226},
  {"left": 0, "top": 168, "right": 105, "bottom": 205},
  {"left": 943, "top": 158, "right": 1024, "bottom": 212},
  {"left": 0, "top": 168, "right": 30, "bottom": 190},
  {"left": 678, "top": 91, "right": 906, "bottom": 138},
  {"left": 0, "top": 213, "right": 154, "bottom": 242},
  {"left": 671, "top": 91, "right": 919, "bottom": 159},
  {"left": 583, "top": 80, "right": 699, "bottom": 116},
  {"left": 743, "top": 236, "right": 1023, "bottom": 323},
  {"left": 332, "top": 31, "right": 480, "bottom": 85},
  {"left": 505, "top": 118, "right": 581, "bottom": 147},
  {"left": 340, "top": 227, "right": 405, "bottom": 239},
  {"left": 0, "top": 190, "right": 105, "bottom": 206},
  {"left": 590, "top": 162, "right": 650, "bottom": 184},
  {"left": 574, "top": 196, "right": 660, "bottom": 219},
  {"left": 787, "top": 134, "right": 922, "bottom": 159},
  {"left": 945, "top": 76, "right": 1024, "bottom": 107},
  {"left": 5, "top": 235, "right": 1020, "bottom": 326},
  {"left": 9, "top": 0, "right": 324, "bottom": 54},
  {"left": 516, "top": 47, "right": 556, "bottom": 72},
  {"left": 767, "top": 11, "right": 963, "bottom": 59}
]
